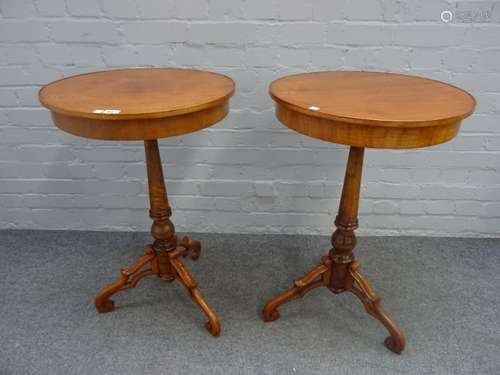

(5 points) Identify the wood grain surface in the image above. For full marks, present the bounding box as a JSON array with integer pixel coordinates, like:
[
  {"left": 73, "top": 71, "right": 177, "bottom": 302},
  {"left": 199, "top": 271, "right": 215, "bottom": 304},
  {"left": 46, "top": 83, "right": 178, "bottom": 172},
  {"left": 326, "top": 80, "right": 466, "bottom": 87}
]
[
  {"left": 39, "top": 68, "right": 235, "bottom": 141},
  {"left": 270, "top": 71, "right": 475, "bottom": 127},
  {"left": 270, "top": 71, "right": 475, "bottom": 148},
  {"left": 40, "top": 68, "right": 235, "bottom": 120}
]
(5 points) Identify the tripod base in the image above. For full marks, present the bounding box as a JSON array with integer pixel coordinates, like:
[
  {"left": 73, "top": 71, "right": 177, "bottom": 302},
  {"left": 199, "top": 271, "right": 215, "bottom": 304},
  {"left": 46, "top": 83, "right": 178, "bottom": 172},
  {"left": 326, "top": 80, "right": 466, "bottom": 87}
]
[
  {"left": 95, "top": 235, "right": 220, "bottom": 337},
  {"left": 263, "top": 256, "right": 405, "bottom": 354}
]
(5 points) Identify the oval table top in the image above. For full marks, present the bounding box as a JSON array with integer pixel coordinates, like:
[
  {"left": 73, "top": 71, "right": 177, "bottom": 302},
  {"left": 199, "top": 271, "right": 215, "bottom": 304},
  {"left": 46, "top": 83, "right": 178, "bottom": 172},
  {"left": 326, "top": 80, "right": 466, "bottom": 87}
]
[
  {"left": 39, "top": 68, "right": 235, "bottom": 141},
  {"left": 270, "top": 71, "right": 476, "bottom": 149}
]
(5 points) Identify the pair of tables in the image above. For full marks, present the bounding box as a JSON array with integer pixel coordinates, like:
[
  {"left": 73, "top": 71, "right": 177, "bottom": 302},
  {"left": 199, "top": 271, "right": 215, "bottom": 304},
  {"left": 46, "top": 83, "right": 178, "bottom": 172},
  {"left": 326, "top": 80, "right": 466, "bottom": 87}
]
[{"left": 39, "top": 68, "right": 475, "bottom": 353}]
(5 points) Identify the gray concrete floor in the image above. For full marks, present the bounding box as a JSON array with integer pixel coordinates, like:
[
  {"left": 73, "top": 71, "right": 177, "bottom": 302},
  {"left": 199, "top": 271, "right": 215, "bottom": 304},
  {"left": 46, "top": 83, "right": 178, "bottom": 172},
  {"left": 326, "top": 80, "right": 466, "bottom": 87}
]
[{"left": 0, "top": 230, "right": 499, "bottom": 375}]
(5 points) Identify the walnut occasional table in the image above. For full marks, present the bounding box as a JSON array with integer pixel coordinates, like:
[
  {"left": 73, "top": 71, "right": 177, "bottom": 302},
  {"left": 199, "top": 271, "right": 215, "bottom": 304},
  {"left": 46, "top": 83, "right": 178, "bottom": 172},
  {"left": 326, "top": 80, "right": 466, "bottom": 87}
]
[
  {"left": 263, "top": 71, "right": 475, "bottom": 353},
  {"left": 39, "top": 68, "right": 234, "bottom": 336}
]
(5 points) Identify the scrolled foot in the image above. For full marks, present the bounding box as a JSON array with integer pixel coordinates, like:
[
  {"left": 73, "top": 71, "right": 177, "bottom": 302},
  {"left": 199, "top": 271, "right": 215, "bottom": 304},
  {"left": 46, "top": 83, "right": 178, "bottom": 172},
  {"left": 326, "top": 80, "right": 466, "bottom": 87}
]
[
  {"left": 384, "top": 336, "right": 405, "bottom": 354},
  {"left": 177, "top": 235, "right": 201, "bottom": 260},
  {"left": 262, "top": 306, "right": 280, "bottom": 322},
  {"left": 95, "top": 299, "right": 115, "bottom": 313},
  {"left": 206, "top": 318, "right": 221, "bottom": 337},
  {"left": 189, "top": 240, "right": 201, "bottom": 260},
  {"left": 94, "top": 250, "right": 156, "bottom": 314}
]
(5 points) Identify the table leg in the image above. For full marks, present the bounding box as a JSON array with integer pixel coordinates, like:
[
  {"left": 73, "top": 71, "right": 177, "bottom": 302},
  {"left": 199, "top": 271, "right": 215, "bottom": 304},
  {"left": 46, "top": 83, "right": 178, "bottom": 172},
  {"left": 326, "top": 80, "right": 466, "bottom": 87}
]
[
  {"left": 95, "top": 139, "right": 220, "bottom": 337},
  {"left": 262, "top": 146, "right": 406, "bottom": 354}
]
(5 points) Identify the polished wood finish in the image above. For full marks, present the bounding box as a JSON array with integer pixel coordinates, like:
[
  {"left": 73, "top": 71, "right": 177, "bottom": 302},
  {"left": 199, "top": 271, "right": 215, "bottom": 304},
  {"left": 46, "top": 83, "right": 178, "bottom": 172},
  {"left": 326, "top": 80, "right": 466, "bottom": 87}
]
[
  {"left": 270, "top": 71, "right": 475, "bottom": 148},
  {"left": 39, "top": 68, "right": 235, "bottom": 140},
  {"left": 40, "top": 68, "right": 234, "bottom": 336},
  {"left": 276, "top": 104, "right": 461, "bottom": 149},
  {"left": 49, "top": 103, "right": 229, "bottom": 141},
  {"left": 95, "top": 140, "right": 220, "bottom": 336},
  {"left": 264, "top": 71, "right": 475, "bottom": 354},
  {"left": 263, "top": 147, "right": 404, "bottom": 353}
]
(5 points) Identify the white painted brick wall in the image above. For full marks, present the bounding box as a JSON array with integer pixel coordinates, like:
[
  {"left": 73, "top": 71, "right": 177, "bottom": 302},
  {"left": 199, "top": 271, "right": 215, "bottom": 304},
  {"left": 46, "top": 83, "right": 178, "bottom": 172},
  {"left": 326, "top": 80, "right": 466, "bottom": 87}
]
[{"left": 1, "top": 0, "right": 500, "bottom": 237}]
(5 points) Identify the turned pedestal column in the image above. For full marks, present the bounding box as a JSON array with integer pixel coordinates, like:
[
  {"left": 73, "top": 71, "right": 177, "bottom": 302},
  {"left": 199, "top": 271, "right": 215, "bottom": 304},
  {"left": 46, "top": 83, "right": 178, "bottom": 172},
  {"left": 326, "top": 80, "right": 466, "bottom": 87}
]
[{"left": 93, "top": 139, "right": 221, "bottom": 334}]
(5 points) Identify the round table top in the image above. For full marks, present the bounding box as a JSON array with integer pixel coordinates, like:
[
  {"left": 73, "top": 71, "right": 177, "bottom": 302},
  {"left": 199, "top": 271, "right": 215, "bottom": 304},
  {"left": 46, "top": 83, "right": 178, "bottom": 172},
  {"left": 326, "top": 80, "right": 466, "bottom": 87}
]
[
  {"left": 39, "top": 68, "right": 235, "bottom": 141},
  {"left": 270, "top": 71, "right": 475, "bottom": 149}
]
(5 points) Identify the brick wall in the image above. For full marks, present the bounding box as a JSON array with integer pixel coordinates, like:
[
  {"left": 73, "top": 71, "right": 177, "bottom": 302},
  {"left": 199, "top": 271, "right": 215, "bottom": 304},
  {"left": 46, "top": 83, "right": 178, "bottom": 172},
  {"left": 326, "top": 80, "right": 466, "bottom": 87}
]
[{"left": 1, "top": 0, "right": 499, "bottom": 236}]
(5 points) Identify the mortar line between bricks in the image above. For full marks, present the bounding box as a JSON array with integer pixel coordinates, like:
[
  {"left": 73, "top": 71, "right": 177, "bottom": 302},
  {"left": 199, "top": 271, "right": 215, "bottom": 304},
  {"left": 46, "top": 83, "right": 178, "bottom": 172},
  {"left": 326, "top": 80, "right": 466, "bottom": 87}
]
[{"left": 1, "top": 2, "right": 499, "bottom": 237}]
